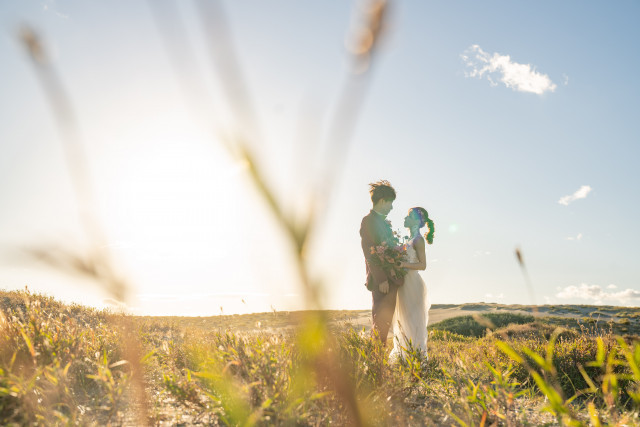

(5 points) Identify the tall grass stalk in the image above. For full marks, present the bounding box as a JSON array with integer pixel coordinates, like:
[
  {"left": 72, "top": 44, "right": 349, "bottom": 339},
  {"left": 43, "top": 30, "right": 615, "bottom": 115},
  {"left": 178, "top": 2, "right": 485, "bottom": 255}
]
[
  {"left": 150, "top": 0, "right": 393, "bottom": 424},
  {"left": 15, "top": 1, "right": 393, "bottom": 424},
  {"left": 18, "top": 27, "right": 149, "bottom": 426}
]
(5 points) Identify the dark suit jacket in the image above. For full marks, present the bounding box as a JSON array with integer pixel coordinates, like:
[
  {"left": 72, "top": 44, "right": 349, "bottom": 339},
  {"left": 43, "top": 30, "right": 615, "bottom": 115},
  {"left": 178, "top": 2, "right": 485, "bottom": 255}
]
[{"left": 360, "top": 210, "right": 404, "bottom": 291}]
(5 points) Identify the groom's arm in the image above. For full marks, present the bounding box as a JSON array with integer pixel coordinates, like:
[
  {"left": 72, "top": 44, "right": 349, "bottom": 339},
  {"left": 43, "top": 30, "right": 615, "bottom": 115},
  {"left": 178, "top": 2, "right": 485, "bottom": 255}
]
[{"left": 360, "top": 216, "right": 389, "bottom": 289}]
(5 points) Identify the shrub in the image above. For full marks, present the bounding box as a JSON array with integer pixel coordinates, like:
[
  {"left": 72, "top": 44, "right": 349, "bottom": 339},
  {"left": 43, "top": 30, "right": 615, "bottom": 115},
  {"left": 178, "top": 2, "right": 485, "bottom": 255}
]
[{"left": 429, "top": 313, "right": 535, "bottom": 338}]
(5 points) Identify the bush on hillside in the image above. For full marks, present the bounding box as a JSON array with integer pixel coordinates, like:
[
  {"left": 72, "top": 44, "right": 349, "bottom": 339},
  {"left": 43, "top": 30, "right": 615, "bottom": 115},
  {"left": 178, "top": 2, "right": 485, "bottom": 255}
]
[{"left": 429, "top": 312, "right": 535, "bottom": 338}]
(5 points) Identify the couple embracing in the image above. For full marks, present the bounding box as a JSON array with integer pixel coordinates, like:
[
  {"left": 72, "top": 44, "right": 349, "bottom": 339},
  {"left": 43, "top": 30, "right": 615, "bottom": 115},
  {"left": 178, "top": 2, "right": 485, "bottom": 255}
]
[{"left": 360, "top": 180, "right": 435, "bottom": 360}]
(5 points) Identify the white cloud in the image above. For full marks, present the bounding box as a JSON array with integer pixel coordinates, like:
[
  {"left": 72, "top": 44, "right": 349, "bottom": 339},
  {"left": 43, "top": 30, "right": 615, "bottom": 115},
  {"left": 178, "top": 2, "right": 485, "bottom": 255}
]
[
  {"left": 137, "top": 292, "right": 271, "bottom": 301},
  {"left": 473, "top": 250, "right": 492, "bottom": 257},
  {"left": 556, "top": 283, "right": 640, "bottom": 304},
  {"left": 559, "top": 185, "right": 592, "bottom": 206},
  {"left": 103, "top": 298, "right": 128, "bottom": 308},
  {"left": 42, "top": 0, "right": 70, "bottom": 19},
  {"left": 484, "top": 293, "right": 504, "bottom": 302},
  {"left": 566, "top": 233, "right": 583, "bottom": 241},
  {"left": 461, "top": 45, "right": 557, "bottom": 95}
]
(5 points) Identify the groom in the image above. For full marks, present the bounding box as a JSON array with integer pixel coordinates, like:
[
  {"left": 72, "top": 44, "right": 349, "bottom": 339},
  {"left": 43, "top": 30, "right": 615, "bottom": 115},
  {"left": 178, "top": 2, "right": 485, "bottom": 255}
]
[{"left": 360, "top": 180, "right": 404, "bottom": 343}]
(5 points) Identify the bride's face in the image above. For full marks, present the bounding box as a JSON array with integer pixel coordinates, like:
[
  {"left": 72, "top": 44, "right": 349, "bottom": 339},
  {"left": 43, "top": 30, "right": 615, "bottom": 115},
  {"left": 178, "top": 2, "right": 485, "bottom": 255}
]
[{"left": 404, "top": 211, "right": 419, "bottom": 229}]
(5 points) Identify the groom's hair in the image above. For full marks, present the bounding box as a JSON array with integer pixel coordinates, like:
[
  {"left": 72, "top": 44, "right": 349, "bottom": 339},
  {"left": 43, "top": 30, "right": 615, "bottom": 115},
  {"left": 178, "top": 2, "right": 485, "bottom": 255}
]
[{"left": 369, "top": 180, "right": 396, "bottom": 204}]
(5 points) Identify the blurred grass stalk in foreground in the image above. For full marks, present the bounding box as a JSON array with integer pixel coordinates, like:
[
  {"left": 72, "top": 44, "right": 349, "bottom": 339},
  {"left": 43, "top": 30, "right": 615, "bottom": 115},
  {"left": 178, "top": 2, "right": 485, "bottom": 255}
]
[
  {"left": 187, "top": 1, "right": 391, "bottom": 424},
  {"left": 19, "top": 25, "right": 150, "bottom": 426},
  {"left": 18, "top": 0, "right": 394, "bottom": 425}
]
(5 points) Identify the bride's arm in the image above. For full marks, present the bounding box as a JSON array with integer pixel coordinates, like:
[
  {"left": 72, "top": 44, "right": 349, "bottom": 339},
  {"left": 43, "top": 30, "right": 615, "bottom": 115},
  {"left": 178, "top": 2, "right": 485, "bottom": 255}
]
[{"left": 400, "top": 237, "right": 427, "bottom": 270}]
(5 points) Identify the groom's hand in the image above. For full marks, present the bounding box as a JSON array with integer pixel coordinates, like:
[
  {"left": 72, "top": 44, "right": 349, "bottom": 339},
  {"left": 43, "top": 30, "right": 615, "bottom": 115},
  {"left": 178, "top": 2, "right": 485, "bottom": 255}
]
[{"left": 379, "top": 281, "right": 389, "bottom": 294}]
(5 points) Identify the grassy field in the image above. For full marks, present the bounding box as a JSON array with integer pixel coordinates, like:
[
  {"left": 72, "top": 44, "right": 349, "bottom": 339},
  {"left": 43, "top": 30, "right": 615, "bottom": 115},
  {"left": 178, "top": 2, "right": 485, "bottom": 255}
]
[{"left": 3, "top": 289, "right": 640, "bottom": 426}]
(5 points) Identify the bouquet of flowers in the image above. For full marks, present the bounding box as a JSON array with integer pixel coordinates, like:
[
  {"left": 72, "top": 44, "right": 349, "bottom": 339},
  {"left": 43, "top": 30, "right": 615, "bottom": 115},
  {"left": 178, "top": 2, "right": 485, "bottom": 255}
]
[{"left": 369, "top": 238, "right": 407, "bottom": 280}]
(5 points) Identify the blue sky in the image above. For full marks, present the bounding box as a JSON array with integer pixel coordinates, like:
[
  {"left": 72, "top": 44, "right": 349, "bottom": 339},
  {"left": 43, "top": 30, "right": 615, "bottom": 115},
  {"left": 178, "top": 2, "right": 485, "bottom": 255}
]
[{"left": 1, "top": 0, "right": 639, "bottom": 315}]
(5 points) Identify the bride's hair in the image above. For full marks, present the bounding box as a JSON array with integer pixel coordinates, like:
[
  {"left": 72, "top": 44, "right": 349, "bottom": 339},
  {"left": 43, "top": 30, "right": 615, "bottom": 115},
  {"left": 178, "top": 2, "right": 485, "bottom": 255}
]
[{"left": 410, "top": 207, "right": 435, "bottom": 244}]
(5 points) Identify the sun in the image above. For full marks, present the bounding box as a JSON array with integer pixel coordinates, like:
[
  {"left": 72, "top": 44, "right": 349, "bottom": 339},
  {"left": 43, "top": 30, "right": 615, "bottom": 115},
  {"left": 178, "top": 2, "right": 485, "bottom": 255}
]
[{"left": 93, "top": 116, "right": 249, "bottom": 303}]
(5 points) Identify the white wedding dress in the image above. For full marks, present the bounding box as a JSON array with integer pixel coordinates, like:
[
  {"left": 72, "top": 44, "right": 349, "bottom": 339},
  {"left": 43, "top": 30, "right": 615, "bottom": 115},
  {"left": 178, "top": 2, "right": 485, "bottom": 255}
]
[{"left": 389, "top": 242, "right": 430, "bottom": 361}]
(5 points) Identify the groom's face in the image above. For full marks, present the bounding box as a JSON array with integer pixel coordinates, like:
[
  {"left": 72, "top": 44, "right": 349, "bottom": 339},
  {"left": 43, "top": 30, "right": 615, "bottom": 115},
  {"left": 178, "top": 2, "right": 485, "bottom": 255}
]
[{"left": 379, "top": 199, "right": 393, "bottom": 216}]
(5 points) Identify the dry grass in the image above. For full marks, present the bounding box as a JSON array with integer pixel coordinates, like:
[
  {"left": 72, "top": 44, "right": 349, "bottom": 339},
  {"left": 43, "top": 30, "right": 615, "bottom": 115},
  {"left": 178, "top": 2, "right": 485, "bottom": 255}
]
[{"left": 4, "top": 289, "right": 640, "bottom": 426}]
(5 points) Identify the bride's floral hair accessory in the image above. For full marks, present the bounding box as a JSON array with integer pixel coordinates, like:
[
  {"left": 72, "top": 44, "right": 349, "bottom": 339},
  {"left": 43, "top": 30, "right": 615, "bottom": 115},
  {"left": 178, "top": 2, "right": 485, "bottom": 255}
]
[{"left": 409, "top": 207, "right": 435, "bottom": 245}]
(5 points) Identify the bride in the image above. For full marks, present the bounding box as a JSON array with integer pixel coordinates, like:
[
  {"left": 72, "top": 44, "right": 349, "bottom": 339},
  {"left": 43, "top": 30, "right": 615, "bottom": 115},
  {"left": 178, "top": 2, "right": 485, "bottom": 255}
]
[{"left": 389, "top": 207, "right": 435, "bottom": 362}]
